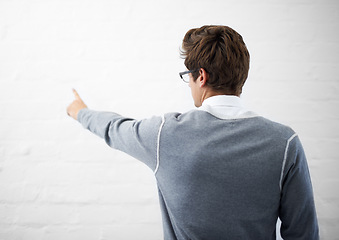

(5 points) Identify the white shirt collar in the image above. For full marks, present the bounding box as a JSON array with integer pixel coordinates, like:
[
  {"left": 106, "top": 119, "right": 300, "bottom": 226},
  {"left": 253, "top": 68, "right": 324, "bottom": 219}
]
[
  {"left": 201, "top": 95, "right": 243, "bottom": 108},
  {"left": 198, "top": 95, "right": 258, "bottom": 119}
]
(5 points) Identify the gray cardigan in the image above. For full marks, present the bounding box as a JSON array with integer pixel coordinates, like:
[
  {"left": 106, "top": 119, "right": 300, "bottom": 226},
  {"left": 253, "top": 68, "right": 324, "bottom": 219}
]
[{"left": 77, "top": 104, "right": 318, "bottom": 239}]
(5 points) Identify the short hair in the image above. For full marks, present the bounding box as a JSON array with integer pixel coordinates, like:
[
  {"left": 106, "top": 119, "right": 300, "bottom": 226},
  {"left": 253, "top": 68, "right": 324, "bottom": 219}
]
[{"left": 181, "top": 25, "right": 250, "bottom": 95}]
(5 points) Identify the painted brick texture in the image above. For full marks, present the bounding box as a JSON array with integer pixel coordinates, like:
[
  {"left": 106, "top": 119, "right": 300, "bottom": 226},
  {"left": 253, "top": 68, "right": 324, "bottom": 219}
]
[{"left": 0, "top": 0, "right": 338, "bottom": 239}]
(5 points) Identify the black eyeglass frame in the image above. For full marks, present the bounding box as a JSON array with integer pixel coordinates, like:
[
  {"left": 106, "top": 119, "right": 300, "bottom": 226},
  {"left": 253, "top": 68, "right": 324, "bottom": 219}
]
[{"left": 179, "top": 69, "right": 199, "bottom": 83}]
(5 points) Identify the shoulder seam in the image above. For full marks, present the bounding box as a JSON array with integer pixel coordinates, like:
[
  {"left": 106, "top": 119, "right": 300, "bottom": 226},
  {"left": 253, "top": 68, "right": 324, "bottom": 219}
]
[
  {"left": 154, "top": 115, "right": 165, "bottom": 175},
  {"left": 279, "top": 133, "right": 298, "bottom": 191}
]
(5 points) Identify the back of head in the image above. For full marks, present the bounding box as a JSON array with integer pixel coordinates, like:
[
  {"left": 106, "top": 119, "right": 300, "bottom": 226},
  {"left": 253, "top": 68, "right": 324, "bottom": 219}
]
[{"left": 181, "top": 25, "right": 250, "bottom": 96}]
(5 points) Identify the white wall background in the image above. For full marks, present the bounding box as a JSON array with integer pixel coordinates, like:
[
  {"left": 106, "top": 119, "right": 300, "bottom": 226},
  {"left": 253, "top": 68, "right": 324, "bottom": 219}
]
[{"left": 0, "top": 0, "right": 338, "bottom": 239}]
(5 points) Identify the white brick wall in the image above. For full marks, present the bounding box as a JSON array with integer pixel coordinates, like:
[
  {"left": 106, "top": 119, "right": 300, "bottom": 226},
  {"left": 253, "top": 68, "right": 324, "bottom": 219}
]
[{"left": 0, "top": 0, "right": 338, "bottom": 239}]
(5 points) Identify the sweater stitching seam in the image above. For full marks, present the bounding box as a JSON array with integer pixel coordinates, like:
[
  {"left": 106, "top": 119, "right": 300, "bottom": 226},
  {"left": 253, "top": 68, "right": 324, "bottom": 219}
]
[
  {"left": 279, "top": 133, "right": 298, "bottom": 191},
  {"left": 154, "top": 115, "right": 165, "bottom": 174}
]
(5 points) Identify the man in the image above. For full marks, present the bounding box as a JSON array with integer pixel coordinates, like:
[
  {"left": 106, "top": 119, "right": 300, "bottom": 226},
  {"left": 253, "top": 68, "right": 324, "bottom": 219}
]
[{"left": 67, "top": 25, "right": 319, "bottom": 239}]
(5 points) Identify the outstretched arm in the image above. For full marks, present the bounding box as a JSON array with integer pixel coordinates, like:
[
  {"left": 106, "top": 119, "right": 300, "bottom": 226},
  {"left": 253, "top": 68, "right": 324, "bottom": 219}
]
[{"left": 65, "top": 89, "right": 163, "bottom": 171}]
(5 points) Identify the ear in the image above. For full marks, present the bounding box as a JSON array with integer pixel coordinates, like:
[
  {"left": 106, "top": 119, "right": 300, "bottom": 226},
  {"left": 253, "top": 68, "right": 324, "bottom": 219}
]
[{"left": 198, "top": 68, "right": 209, "bottom": 87}]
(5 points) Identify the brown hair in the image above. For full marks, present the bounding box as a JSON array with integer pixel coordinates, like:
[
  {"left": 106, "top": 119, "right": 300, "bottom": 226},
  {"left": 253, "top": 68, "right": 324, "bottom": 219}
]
[{"left": 181, "top": 25, "right": 250, "bottom": 95}]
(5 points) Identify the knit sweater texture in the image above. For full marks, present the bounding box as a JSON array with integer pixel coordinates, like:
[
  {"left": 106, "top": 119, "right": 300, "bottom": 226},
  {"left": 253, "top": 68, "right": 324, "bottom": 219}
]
[{"left": 77, "top": 99, "right": 318, "bottom": 240}]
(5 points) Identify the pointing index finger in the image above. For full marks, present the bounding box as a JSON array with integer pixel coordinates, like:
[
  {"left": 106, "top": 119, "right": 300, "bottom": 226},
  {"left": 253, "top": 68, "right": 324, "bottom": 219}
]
[{"left": 72, "top": 89, "right": 81, "bottom": 100}]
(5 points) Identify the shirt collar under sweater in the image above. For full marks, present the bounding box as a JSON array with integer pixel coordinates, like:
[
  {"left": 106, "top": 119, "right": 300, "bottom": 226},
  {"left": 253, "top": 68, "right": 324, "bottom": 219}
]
[{"left": 198, "top": 95, "right": 258, "bottom": 120}]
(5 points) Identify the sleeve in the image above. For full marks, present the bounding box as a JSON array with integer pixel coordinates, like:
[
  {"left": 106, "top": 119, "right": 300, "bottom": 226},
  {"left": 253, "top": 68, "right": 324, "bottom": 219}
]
[
  {"left": 279, "top": 135, "right": 319, "bottom": 240},
  {"left": 77, "top": 108, "right": 163, "bottom": 171}
]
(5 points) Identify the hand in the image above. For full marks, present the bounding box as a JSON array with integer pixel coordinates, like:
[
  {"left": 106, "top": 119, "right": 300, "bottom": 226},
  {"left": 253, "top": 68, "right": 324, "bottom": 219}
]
[{"left": 67, "top": 89, "right": 88, "bottom": 120}]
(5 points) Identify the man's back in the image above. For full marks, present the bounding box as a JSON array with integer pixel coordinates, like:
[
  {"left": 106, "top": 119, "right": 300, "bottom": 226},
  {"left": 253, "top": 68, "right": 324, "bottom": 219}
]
[{"left": 154, "top": 100, "right": 317, "bottom": 239}]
